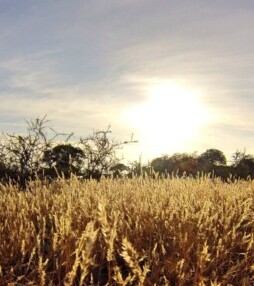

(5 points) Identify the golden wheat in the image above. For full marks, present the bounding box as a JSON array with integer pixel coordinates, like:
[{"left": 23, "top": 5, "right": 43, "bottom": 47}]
[{"left": 0, "top": 176, "right": 254, "bottom": 285}]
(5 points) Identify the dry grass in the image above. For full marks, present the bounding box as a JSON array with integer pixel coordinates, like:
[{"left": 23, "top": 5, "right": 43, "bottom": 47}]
[{"left": 0, "top": 176, "right": 254, "bottom": 285}]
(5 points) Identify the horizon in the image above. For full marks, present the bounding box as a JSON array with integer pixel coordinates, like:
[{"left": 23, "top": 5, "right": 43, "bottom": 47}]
[
  {"left": 1, "top": 1, "right": 254, "bottom": 162},
  {"left": 0, "top": 114, "right": 246, "bottom": 166}
]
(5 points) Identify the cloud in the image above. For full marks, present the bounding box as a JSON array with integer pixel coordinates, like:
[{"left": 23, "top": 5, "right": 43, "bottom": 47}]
[{"left": 1, "top": 0, "right": 254, "bottom": 161}]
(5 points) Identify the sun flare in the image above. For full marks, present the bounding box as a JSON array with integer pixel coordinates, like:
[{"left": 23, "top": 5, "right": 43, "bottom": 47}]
[{"left": 124, "top": 81, "right": 211, "bottom": 156}]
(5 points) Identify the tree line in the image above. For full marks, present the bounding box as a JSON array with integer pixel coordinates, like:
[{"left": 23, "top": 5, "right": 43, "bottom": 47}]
[
  {"left": 147, "top": 149, "right": 254, "bottom": 180},
  {"left": 0, "top": 116, "right": 253, "bottom": 187},
  {"left": 0, "top": 116, "right": 136, "bottom": 187}
]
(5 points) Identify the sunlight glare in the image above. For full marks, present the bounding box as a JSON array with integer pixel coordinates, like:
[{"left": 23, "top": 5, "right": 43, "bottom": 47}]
[{"left": 124, "top": 82, "right": 212, "bottom": 156}]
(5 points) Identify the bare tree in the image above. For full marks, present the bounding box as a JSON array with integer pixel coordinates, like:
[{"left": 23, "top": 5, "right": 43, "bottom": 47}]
[
  {"left": 0, "top": 118, "right": 137, "bottom": 184},
  {"left": 0, "top": 116, "right": 72, "bottom": 186},
  {"left": 231, "top": 149, "right": 246, "bottom": 167},
  {"left": 79, "top": 125, "right": 137, "bottom": 180}
]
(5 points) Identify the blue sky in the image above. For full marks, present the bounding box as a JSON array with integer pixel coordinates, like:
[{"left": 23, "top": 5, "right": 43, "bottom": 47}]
[{"left": 1, "top": 0, "right": 254, "bottom": 162}]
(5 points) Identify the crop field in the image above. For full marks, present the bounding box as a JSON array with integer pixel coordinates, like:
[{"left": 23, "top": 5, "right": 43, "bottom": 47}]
[{"left": 0, "top": 176, "right": 254, "bottom": 285}]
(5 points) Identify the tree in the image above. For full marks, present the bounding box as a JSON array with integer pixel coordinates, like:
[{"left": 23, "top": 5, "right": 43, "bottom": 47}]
[
  {"left": 170, "top": 153, "right": 198, "bottom": 176},
  {"left": 231, "top": 149, "right": 246, "bottom": 167},
  {"left": 235, "top": 155, "right": 254, "bottom": 179},
  {"left": 151, "top": 155, "right": 171, "bottom": 175},
  {"left": 79, "top": 126, "right": 137, "bottom": 180},
  {"left": 0, "top": 116, "right": 72, "bottom": 187},
  {"left": 43, "top": 144, "right": 84, "bottom": 178},
  {"left": 198, "top": 149, "right": 226, "bottom": 166},
  {"left": 151, "top": 153, "right": 199, "bottom": 177},
  {"left": 110, "top": 163, "right": 130, "bottom": 178}
]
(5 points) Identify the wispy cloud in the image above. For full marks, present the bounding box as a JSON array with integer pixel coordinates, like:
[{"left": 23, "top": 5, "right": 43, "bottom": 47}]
[{"left": 1, "top": 0, "right": 254, "bottom": 160}]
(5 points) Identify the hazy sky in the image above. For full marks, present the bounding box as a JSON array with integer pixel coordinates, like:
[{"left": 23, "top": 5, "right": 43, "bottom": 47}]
[{"left": 1, "top": 0, "right": 254, "bottom": 163}]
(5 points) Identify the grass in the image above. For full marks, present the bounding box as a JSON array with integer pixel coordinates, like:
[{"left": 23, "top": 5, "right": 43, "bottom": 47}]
[{"left": 0, "top": 175, "right": 254, "bottom": 285}]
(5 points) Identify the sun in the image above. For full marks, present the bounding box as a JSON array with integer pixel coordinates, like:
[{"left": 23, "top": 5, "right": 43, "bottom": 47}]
[{"left": 123, "top": 81, "right": 211, "bottom": 156}]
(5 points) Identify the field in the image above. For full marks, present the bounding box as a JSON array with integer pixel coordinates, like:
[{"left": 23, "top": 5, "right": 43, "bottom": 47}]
[{"left": 0, "top": 176, "right": 254, "bottom": 286}]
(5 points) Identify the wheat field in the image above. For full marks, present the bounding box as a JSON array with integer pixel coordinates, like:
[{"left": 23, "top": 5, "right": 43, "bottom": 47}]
[{"left": 0, "top": 176, "right": 254, "bottom": 285}]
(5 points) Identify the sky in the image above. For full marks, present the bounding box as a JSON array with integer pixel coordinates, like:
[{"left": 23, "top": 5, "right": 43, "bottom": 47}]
[{"left": 1, "top": 0, "right": 254, "bottom": 164}]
